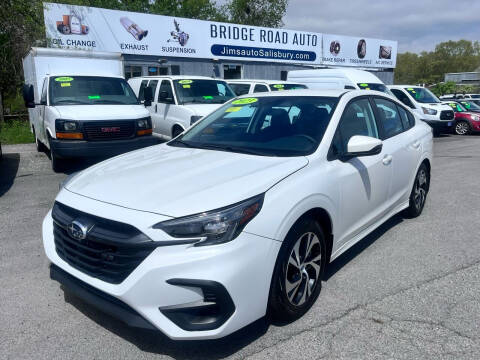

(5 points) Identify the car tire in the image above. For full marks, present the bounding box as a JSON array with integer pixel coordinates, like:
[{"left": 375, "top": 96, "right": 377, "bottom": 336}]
[
  {"left": 48, "top": 135, "right": 63, "bottom": 173},
  {"left": 454, "top": 121, "right": 471, "bottom": 135},
  {"left": 405, "top": 163, "right": 430, "bottom": 218},
  {"left": 172, "top": 126, "right": 183, "bottom": 138},
  {"left": 268, "top": 216, "right": 326, "bottom": 322}
]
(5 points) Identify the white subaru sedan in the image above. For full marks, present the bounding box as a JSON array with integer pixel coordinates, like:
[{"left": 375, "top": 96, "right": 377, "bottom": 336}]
[{"left": 43, "top": 90, "right": 433, "bottom": 340}]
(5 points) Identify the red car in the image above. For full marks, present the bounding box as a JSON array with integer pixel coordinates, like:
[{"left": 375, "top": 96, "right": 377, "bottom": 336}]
[{"left": 443, "top": 102, "right": 480, "bottom": 135}]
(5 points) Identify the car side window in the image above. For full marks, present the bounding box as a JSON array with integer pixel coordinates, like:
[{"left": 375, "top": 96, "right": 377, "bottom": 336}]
[
  {"left": 229, "top": 83, "right": 250, "bottom": 96},
  {"left": 158, "top": 80, "right": 175, "bottom": 104},
  {"left": 391, "top": 89, "right": 415, "bottom": 109},
  {"left": 253, "top": 84, "right": 269, "bottom": 93},
  {"left": 397, "top": 105, "right": 413, "bottom": 130},
  {"left": 330, "top": 98, "right": 379, "bottom": 157},
  {"left": 147, "top": 80, "right": 158, "bottom": 99},
  {"left": 373, "top": 98, "right": 405, "bottom": 138},
  {"left": 41, "top": 78, "right": 48, "bottom": 104},
  {"left": 138, "top": 80, "right": 148, "bottom": 101}
]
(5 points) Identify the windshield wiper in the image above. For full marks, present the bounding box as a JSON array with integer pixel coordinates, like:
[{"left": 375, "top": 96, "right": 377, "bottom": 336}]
[
  {"left": 92, "top": 99, "right": 130, "bottom": 104},
  {"left": 168, "top": 139, "right": 196, "bottom": 148},
  {"left": 195, "top": 143, "right": 272, "bottom": 156},
  {"left": 54, "top": 99, "right": 89, "bottom": 105}
]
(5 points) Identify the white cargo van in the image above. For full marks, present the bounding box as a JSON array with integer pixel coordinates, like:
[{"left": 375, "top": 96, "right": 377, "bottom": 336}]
[
  {"left": 388, "top": 85, "right": 454, "bottom": 134},
  {"left": 22, "top": 48, "right": 157, "bottom": 172},
  {"left": 128, "top": 76, "right": 236, "bottom": 139},
  {"left": 226, "top": 80, "right": 307, "bottom": 96},
  {"left": 287, "top": 68, "right": 391, "bottom": 94}
]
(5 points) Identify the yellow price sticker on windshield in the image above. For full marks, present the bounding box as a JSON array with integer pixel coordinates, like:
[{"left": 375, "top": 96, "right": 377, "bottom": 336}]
[
  {"left": 272, "top": 84, "right": 284, "bottom": 88},
  {"left": 225, "top": 106, "right": 242, "bottom": 113},
  {"left": 182, "top": 84, "right": 191, "bottom": 88},
  {"left": 232, "top": 97, "right": 258, "bottom": 105},
  {"left": 61, "top": 82, "right": 71, "bottom": 87},
  {"left": 179, "top": 80, "right": 193, "bottom": 84},
  {"left": 55, "top": 77, "right": 74, "bottom": 82}
]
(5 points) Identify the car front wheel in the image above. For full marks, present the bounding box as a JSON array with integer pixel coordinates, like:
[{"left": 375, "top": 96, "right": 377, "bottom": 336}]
[
  {"left": 455, "top": 121, "right": 471, "bottom": 135},
  {"left": 405, "top": 163, "right": 430, "bottom": 218},
  {"left": 268, "top": 216, "right": 326, "bottom": 322}
]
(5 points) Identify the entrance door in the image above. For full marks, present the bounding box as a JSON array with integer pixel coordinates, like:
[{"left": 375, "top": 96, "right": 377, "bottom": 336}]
[{"left": 223, "top": 64, "right": 242, "bottom": 79}]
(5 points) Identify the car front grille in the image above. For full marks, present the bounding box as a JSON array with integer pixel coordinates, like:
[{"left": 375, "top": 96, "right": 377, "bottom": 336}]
[
  {"left": 83, "top": 121, "right": 135, "bottom": 141},
  {"left": 52, "top": 202, "right": 156, "bottom": 284},
  {"left": 440, "top": 110, "right": 454, "bottom": 120}
]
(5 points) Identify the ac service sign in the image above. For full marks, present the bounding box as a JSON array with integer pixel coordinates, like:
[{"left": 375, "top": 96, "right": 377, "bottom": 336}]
[{"left": 43, "top": 2, "right": 397, "bottom": 68}]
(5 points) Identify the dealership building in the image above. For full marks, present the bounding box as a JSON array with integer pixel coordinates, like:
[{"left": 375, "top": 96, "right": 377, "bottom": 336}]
[{"left": 44, "top": 2, "right": 397, "bottom": 84}]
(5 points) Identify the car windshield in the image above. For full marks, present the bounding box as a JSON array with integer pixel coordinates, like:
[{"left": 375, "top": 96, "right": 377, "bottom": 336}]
[
  {"left": 460, "top": 100, "right": 480, "bottom": 111},
  {"left": 357, "top": 83, "right": 392, "bottom": 95},
  {"left": 173, "top": 79, "right": 235, "bottom": 105},
  {"left": 469, "top": 94, "right": 480, "bottom": 99},
  {"left": 446, "top": 102, "right": 466, "bottom": 112},
  {"left": 269, "top": 84, "right": 308, "bottom": 91},
  {"left": 168, "top": 96, "right": 338, "bottom": 157},
  {"left": 404, "top": 87, "right": 440, "bottom": 104},
  {"left": 49, "top": 76, "right": 138, "bottom": 106}
]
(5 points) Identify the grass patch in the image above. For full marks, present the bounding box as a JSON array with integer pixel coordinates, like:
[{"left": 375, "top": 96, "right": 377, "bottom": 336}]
[{"left": 0, "top": 119, "right": 34, "bottom": 145}]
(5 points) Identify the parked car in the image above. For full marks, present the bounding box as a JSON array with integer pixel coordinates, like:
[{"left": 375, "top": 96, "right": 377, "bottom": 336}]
[
  {"left": 443, "top": 101, "right": 480, "bottom": 135},
  {"left": 389, "top": 85, "right": 454, "bottom": 135},
  {"left": 22, "top": 48, "right": 157, "bottom": 172},
  {"left": 44, "top": 89, "right": 433, "bottom": 340},
  {"left": 128, "top": 76, "right": 236, "bottom": 140},
  {"left": 227, "top": 80, "right": 307, "bottom": 96},
  {"left": 457, "top": 100, "right": 480, "bottom": 114},
  {"left": 287, "top": 68, "right": 391, "bottom": 94}
]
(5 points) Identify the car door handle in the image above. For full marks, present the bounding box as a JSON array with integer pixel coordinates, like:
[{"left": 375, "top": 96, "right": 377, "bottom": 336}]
[
  {"left": 412, "top": 141, "right": 420, "bottom": 149},
  {"left": 382, "top": 154, "right": 393, "bottom": 165}
]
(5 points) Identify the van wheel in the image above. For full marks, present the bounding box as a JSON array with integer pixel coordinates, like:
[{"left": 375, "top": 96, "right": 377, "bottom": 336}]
[
  {"left": 48, "top": 135, "right": 64, "bottom": 173},
  {"left": 172, "top": 126, "right": 183, "bottom": 138},
  {"left": 33, "top": 127, "right": 46, "bottom": 152},
  {"left": 268, "top": 216, "right": 326, "bottom": 322}
]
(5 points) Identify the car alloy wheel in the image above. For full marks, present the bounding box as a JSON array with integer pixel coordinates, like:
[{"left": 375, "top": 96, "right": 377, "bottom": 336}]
[
  {"left": 455, "top": 121, "right": 470, "bottom": 135},
  {"left": 413, "top": 168, "right": 427, "bottom": 212},
  {"left": 284, "top": 232, "right": 321, "bottom": 306}
]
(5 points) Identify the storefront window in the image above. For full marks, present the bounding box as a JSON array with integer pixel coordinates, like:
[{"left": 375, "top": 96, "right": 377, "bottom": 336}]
[{"left": 124, "top": 66, "right": 142, "bottom": 80}]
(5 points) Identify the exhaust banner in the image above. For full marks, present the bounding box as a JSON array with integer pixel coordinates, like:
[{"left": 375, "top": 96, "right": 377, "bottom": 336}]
[{"left": 43, "top": 2, "right": 397, "bottom": 68}]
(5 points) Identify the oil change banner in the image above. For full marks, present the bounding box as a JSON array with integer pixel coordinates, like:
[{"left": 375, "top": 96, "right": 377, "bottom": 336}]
[
  {"left": 322, "top": 34, "right": 397, "bottom": 68},
  {"left": 43, "top": 2, "right": 321, "bottom": 65}
]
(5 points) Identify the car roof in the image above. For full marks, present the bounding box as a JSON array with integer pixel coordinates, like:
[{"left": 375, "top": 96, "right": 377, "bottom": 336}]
[
  {"left": 288, "top": 68, "right": 383, "bottom": 84},
  {"left": 233, "top": 89, "right": 388, "bottom": 99},
  {"left": 226, "top": 79, "right": 303, "bottom": 85},
  {"left": 129, "top": 75, "right": 219, "bottom": 81},
  {"left": 388, "top": 85, "right": 423, "bottom": 89}
]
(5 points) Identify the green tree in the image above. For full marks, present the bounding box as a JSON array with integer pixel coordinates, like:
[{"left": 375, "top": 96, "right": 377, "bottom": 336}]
[{"left": 224, "top": 0, "right": 288, "bottom": 27}]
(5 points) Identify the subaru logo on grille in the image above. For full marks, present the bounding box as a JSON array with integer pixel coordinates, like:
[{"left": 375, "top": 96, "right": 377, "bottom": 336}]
[{"left": 67, "top": 220, "right": 88, "bottom": 241}]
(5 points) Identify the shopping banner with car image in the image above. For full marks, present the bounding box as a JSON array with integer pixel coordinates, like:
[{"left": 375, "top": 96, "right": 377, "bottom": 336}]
[
  {"left": 43, "top": 2, "right": 321, "bottom": 64},
  {"left": 322, "top": 34, "right": 397, "bottom": 68},
  {"left": 43, "top": 2, "right": 397, "bottom": 68}
]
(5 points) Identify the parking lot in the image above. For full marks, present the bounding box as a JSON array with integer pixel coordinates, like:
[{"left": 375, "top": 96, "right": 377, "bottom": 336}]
[{"left": 0, "top": 134, "right": 479, "bottom": 359}]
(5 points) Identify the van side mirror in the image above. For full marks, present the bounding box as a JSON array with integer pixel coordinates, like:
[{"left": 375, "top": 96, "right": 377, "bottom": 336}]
[
  {"left": 143, "top": 87, "right": 153, "bottom": 107},
  {"left": 22, "top": 84, "right": 35, "bottom": 108},
  {"left": 340, "top": 135, "right": 382, "bottom": 161}
]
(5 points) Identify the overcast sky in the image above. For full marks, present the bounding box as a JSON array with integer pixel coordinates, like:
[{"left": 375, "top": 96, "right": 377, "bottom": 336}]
[{"left": 282, "top": 0, "right": 480, "bottom": 53}]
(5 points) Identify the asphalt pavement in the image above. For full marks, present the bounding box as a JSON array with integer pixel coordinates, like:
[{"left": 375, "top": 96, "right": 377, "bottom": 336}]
[{"left": 0, "top": 135, "right": 479, "bottom": 359}]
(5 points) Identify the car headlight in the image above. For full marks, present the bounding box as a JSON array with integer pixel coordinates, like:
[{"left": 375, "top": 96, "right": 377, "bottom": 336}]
[
  {"left": 56, "top": 119, "right": 79, "bottom": 131},
  {"left": 137, "top": 117, "right": 152, "bottom": 129},
  {"left": 153, "top": 194, "right": 264, "bottom": 246},
  {"left": 422, "top": 107, "right": 437, "bottom": 115},
  {"left": 190, "top": 115, "right": 202, "bottom": 125},
  {"left": 470, "top": 114, "right": 480, "bottom": 121}
]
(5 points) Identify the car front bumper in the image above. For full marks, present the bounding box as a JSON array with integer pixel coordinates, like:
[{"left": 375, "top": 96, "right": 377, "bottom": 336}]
[
  {"left": 50, "top": 135, "right": 161, "bottom": 158},
  {"left": 421, "top": 119, "right": 453, "bottom": 133},
  {"left": 43, "top": 206, "right": 280, "bottom": 340}
]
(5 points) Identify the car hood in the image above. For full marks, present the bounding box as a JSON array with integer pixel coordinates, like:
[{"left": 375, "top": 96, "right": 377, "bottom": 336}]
[
  {"left": 53, "top": 104, "right": 149, "bottom": 121},
  {"left": 423, "top": 103, "right": 452, "bottom": 111},
  {"left": 182, "top": 103, "right": 224, "bottom": 117},
  {"left": 65, "top": 144, "right": 308, "bottom": 217}
]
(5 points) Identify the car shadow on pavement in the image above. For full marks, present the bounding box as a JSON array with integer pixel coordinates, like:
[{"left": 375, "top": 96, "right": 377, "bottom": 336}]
[
  {"left": 63, "top": 288, "right": 269, "bottom": 359},
  {"left": 324, "top": 214, "right": 404, "bottom": 280},
  {"left": 0, "top": 153, "right": 20, "bottom": 197}
]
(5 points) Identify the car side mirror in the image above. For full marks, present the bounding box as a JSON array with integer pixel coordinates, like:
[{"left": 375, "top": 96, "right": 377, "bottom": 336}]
[
  {"left": 143, "top": 87, "right": 153, "bottom": 107},
  {"left": 22, "top": 84, "right": 35, "bottom": 108},
  {"left": 341, "top": 135, "right": 383, "bottom": 161}
]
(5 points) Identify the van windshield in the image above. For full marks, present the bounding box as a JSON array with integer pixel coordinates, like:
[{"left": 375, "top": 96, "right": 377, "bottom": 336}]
[
  {"left": 269, "top": 84, "right": 308, "bottom": 91},
  {"left": 173, "top": 79, "right": 235, "bottom": 105},
  {"left": 49, "top": 76, "right": 138, "bottom": 106},
  {"left": 357, "top": 83, "right": 391, "bottom": 94},
  {"left": 168, "top": 96, "right": 338, "bottom": 157},
  {"left": 404, "top": 87, "right": 440, "bottom": 104}
]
